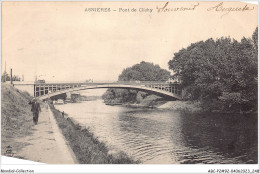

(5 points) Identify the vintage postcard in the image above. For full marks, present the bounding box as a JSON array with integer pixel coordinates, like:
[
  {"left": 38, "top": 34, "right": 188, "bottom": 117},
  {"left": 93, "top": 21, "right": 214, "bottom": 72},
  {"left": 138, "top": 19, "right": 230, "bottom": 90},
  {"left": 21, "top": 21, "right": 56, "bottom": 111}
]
[{"left": 1, "top": 1, "right": 259, "bottom": 173}]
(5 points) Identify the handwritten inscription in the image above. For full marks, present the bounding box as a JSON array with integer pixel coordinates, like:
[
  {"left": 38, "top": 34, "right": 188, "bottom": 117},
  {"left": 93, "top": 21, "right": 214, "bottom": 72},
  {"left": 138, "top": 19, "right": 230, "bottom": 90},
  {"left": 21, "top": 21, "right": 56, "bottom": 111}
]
[
  {"left": 207, "top": 2, "right": 254, "bottom": 17},
  {"left": 156, "top": 2, "right": 200, "bottom": 13}
]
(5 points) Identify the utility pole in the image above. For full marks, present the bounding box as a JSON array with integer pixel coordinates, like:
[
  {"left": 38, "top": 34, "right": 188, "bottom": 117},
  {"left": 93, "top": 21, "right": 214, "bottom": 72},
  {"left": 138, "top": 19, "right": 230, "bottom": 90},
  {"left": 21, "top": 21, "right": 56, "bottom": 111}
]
[
  {"left": 4, "top": 61, "right": 6, "bottom": 82},
  {"left": 10, "top": 68, "right": 13, "bottom": 85}
]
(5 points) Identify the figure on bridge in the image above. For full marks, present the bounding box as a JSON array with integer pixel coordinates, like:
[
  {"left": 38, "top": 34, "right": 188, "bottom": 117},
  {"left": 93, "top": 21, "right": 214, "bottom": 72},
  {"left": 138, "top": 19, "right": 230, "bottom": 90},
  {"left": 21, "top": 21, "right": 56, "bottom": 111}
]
[{"left": 29, "top": 98, "right": 41, "bottom": 125}]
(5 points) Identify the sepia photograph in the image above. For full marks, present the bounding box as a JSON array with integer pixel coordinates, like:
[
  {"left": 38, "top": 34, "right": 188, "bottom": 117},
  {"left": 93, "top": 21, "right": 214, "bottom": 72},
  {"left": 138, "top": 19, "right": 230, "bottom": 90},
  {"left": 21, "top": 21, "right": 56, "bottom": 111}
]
[{"left": 1, "top": 0, "right": 259, "bottom": 173}]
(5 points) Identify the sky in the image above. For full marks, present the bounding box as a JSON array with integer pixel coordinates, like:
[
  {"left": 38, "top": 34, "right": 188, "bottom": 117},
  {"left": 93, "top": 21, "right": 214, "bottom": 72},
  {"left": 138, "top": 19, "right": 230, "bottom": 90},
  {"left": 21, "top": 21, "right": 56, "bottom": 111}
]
[{"left": 2, "top": 1, "right": 258, "bottom": 82}]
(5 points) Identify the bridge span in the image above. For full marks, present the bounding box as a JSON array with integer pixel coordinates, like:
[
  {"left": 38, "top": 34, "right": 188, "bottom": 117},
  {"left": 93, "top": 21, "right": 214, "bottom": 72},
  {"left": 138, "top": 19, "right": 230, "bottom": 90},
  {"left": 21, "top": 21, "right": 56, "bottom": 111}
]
[{"left": 13, "top": 81, "right": 183, "bottom": 100}]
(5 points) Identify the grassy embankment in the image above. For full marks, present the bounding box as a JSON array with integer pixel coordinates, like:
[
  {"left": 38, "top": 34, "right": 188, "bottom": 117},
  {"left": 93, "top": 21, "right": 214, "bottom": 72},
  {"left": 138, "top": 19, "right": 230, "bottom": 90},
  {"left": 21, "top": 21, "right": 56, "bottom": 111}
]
[
  {"left": 1, "top": 84, "right": 33, "bottom": 157},
  {"left": 49, "top": 104, "right": 139, "bottom": 164}
]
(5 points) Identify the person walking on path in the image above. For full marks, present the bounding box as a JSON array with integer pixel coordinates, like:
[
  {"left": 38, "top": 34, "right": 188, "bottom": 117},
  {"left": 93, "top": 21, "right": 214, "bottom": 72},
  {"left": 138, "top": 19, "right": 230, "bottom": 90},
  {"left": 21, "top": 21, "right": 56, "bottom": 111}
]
[{"left": 29, "top": 98, "right": 41, "bottom": 125}]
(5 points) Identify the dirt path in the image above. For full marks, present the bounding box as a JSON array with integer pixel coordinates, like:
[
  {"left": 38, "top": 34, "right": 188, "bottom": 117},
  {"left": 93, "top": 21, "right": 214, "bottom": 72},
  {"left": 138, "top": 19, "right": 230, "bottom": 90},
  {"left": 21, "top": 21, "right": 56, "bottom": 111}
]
[{"left": 15, "top": 103, "right": 77, "bottom": 164}]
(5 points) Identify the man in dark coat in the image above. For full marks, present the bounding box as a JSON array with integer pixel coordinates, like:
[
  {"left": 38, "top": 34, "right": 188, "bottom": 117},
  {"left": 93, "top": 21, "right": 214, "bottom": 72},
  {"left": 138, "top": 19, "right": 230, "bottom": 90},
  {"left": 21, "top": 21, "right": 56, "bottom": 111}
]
[{"left": 29, "top": 98, "right": 41, "bottom": 125}]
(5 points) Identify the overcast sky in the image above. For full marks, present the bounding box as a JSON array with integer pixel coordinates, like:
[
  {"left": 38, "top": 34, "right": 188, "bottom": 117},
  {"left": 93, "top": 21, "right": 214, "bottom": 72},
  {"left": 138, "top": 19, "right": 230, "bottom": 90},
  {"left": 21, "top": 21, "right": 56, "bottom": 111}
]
[{"left": 2, "top": 1, "right": 258, "bottom": 82}]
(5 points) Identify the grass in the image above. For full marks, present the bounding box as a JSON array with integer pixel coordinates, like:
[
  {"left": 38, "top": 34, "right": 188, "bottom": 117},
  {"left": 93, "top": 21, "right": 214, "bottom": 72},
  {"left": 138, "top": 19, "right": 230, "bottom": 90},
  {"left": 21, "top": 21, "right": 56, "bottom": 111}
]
[
  {"left": 49, "top": 104, "right": 140, "bottom": 164},
  {"left": 1, "top": 84, "right": 34, "bottom": 156}
]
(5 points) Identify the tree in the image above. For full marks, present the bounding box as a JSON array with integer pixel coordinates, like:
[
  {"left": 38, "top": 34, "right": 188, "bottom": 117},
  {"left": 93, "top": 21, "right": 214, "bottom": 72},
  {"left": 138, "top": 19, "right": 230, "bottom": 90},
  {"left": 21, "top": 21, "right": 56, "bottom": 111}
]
[
  {"left": 102, "top": 61, "right": 171, "bottom": 104},
  {"left": 1, "top": 73, "right": 21, "bottom": 82},
  {"left": 168, "top": 27, "right": 258, "bottom": 112},
  {"left": 118, "top": 61, "right": 170, "bottom": 81}
]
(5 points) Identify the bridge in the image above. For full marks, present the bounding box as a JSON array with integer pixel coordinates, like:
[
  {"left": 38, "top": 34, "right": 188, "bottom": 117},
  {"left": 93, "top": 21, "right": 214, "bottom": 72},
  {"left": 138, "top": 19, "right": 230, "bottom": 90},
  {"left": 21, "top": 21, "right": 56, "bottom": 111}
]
[{"left": 13, "top": 81, "right": 183, "bottom": 100}]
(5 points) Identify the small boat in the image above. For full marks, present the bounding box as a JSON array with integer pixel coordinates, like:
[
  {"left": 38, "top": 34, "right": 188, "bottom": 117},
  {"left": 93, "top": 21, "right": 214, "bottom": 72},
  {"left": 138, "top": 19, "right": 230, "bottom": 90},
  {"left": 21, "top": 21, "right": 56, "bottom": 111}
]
[{"left": 55, "top": 99, "right": 64, "bottom": 105}]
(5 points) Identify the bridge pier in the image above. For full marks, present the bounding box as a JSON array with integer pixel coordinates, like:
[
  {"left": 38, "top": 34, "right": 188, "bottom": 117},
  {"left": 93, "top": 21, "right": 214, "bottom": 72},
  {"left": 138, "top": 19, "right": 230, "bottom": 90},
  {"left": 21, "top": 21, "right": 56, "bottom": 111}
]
[{"left": 66, "top": 92, "right": 71, "bottom": 100}]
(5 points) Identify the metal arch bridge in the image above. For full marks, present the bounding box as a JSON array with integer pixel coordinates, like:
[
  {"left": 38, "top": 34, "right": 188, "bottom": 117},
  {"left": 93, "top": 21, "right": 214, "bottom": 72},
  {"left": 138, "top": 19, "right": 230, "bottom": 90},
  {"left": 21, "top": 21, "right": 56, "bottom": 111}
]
[{"left": 35, "top": 81, "right": 183, "bottom": 100}]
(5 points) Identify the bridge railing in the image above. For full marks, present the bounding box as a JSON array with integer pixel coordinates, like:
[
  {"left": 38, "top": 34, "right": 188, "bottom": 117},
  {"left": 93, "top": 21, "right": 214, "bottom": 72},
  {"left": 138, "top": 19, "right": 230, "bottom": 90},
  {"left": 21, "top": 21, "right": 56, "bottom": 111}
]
[
  {"left": 34, "top": 80, "right": 181, "bottom": 85},
  {"left": 34, "top": 81, "right": 182, "bottom": 98},
  {"left": 81, "top": 81, "right": 181, "bottom": 85}
]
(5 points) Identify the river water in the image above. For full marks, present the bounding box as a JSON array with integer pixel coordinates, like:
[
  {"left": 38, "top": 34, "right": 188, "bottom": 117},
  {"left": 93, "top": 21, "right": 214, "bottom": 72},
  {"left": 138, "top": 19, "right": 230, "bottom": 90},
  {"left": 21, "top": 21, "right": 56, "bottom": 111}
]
[{"left": 55, "top": 99, "right": 257, "bottom": 164}]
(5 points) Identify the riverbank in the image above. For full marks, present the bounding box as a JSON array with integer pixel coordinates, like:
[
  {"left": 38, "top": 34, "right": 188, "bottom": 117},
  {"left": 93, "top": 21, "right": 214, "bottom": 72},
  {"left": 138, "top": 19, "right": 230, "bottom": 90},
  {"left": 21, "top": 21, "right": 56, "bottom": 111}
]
[
  {"left": 2, "top": 84, "right": 76, "bottom": 164},
  {"left": 158, "top": 100, "right": 201, "bottom": 112},
  {"left": 105, "top": 95, "right": 201, "bottom": 112},
  {"left": 49, "top": 103, "right": 139, "bottom": 164},
  {"left": 105, "top": 94, "right": 168, "bottom": 108},
  {"left": 104, "top": 95, "right": 254, "bottom": 114},
  {"left": 70, "top": 94, "right": 101, "bottom": 103},
  {"left": 103, "top": 94, "right": 255, "bottom": 114},
  {"left": 1, "top": 84, "right": 33, "bottom": 158}
]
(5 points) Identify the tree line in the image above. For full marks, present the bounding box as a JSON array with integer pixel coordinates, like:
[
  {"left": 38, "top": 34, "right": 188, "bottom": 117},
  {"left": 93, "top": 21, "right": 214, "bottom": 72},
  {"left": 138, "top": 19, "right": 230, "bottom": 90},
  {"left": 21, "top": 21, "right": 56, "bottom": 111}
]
[
  {"left": 1, "top": 72, "right": 21, "bottom": 82},
  {"left": 168, "top": 27, "right": 258, "bottom": 112},
  {"left": 103, "top": 27, "right": 257, "bottom": 112}
]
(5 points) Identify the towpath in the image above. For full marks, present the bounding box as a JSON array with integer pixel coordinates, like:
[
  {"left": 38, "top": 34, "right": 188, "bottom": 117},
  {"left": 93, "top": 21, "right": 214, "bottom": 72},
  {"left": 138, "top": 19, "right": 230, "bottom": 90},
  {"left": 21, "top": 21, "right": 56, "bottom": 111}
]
[{"left": 15, "top": 103, "right": 77, "bottom": 164}]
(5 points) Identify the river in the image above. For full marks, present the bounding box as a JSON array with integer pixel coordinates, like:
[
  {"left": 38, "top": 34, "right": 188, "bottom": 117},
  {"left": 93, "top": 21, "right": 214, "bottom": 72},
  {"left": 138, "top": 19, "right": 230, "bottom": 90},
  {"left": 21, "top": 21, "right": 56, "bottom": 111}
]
[{"left": 54, "top": 99, "right": 257, "bottom": 164}]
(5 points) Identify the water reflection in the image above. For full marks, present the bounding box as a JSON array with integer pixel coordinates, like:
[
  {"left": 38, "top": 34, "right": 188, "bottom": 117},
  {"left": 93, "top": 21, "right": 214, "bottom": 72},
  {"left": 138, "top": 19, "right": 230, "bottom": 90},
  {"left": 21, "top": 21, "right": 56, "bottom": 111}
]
[
  {"left": 178, "top": 112, "right": 258, "bottom": 164},
  {"left": 55, "top": 100, "right": 257, "bottom": 164},
  {"left": 115, "top": 110, "right": 179, "bottom": 163}
]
